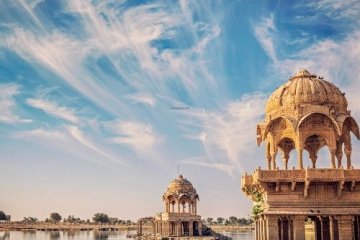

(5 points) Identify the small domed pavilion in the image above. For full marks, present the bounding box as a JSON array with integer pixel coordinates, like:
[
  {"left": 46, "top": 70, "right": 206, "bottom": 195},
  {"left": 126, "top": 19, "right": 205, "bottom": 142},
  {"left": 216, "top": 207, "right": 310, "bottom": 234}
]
[
  {"left": 242, "top": 69, "right": 360, "bottom": 240},
  {"left": 138, "top": 175, "right": 203, "bottom": 237}
]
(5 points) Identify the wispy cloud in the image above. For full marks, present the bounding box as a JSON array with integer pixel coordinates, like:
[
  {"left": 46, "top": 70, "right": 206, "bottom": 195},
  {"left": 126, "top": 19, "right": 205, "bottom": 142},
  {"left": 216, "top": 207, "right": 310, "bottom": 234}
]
[
  {"left": 0, "top": 84, "right": 31, "bottom": 123},
  {"left": 254, "top": 14, "right": 277, "bottom": 62},
  {"left": 12, "top": 125, "right": 125, "bottom": 165},
  {"left": 26, "top": 98, "right": 79, "bottom": 124},
  {"left": 66, "top": 125, "right": 125, "bottom": 165},
  {"left": 127, "top": 93, "right": 156, "bottom": 107},
  {"left": 308, "top": 0, "right": 360, "bottom": 23},
  {"left": 110, "top": 121, "right": 164, "bottom": 157},
  {"left": 182, "top": 156, "right": 235, "bottom": 176},
  {"left": 179, "top": 92, "right": 267, "bottom": 175},
  {"left": 12, "top": 127, "right": 65, "bottom": 141}
]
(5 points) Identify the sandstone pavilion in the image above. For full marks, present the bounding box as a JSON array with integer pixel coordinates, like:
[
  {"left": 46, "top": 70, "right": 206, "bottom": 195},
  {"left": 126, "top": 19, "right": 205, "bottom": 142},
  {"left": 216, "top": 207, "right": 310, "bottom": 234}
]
[
  {"left": 242, "top": 69, "right": 360, "bottom": 240},
  {"left": 138, "top": 175, "right": 203, "bottom": 237}
]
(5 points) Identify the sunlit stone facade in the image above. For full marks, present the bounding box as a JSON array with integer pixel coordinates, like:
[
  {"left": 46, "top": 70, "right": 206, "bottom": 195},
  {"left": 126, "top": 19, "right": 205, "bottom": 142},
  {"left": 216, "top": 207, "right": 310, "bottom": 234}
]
[{"left": 242, "top": 69, "right": 360, "bottom": 240}]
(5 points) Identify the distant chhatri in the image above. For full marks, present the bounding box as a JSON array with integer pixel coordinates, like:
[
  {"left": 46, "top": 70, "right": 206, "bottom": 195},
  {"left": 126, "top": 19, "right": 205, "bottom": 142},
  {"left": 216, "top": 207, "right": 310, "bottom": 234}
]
[{"left": 138, "top": 175, "right": 203, "bottom": 237}]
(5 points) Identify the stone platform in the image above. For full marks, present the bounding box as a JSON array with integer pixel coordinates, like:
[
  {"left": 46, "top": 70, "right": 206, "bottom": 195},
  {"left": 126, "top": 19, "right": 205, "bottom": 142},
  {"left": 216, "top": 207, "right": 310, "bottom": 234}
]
[{"left": 242, "top": 168, "right": 360, "bottom": 240}]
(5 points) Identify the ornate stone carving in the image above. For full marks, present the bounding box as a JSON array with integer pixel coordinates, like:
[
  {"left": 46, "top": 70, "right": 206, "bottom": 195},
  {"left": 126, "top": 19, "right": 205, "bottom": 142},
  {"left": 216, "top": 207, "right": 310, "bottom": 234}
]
[{"left": 258, "top": 69, "right": 359, "bottom": 170}]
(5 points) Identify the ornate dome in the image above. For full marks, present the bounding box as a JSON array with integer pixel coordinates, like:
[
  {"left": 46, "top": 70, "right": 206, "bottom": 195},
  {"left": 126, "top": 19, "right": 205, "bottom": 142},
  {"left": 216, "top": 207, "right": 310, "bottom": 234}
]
[
  {"left": 163, "top": 175, "right": 198, "bottom": 200},
  {"left": 257, "top": 69, "right": 359, "bottom": 171},
  {"left": 266, "top": 69, "right": 348, "bottom": 116}
]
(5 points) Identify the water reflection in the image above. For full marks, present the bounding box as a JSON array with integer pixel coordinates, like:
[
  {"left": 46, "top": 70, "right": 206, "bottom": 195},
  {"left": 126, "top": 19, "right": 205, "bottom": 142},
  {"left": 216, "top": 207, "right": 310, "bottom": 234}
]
[
  {"left": 0, "top": 230, "right": 135, "bottom": 240},
  {"left": 220, "top": 230, "right": 254, "bottom": 240},
  {"left": 0, "top": 230, "right": 256, "bottom": 240}
]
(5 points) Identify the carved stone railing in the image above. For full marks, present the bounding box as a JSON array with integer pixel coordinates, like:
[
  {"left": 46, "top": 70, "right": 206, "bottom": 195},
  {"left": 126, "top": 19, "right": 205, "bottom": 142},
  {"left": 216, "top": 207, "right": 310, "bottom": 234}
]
[
  {"left": 306, "top": 168, "right": 344, "bottom": 181},
  {"left": 242, "top": 168, "right": 360, "bottom": 187},
  {"left": 256, "top": 169, "right": 305, "bottom": 182},
  {"left": 344, "top": 169, "right": 360, "bottom": 180}
]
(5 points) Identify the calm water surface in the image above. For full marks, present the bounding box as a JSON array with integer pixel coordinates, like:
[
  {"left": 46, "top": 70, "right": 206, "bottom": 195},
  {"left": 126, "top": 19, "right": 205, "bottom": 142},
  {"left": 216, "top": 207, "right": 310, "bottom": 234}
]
[{"left": 0, "top": 230, "right": 255, "bottom": 240}]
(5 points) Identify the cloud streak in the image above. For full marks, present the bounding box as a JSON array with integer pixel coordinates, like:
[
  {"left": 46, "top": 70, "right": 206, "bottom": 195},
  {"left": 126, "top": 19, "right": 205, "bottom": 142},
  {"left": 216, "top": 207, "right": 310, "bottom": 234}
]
[
  {"left": 27, "top": 98, "right": 79, "bottom": 124},
  {"left": 179, "top": 92, "right": 267, "bottom": 175},
  {"left": 110, "top": 121, "right": 164, "bottom": 157},
  {"left": 254, "top": 14, "right": 277, "bottom": 62},
  {"left": 0, "top": 84, "right": 31, "bottom": 123}
]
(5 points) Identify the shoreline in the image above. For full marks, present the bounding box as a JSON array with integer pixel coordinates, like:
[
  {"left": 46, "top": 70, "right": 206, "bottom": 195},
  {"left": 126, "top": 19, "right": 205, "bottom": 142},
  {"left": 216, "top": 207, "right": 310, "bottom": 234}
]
[
  {"left": 0, "top": 222, "right": 138, "bottom": 231},
  {"left": 0, "top": 223, "right": 254, "bottom": 232},
  {"left": 209, "top": 225, "right": 254, "bottom": 232}
]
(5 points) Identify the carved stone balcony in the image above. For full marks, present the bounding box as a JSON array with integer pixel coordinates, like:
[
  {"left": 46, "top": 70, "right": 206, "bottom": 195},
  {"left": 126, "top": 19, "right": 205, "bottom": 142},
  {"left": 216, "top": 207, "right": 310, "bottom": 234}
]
[{"left": 242, "top": 168, "right": 360, "bottom": 187}]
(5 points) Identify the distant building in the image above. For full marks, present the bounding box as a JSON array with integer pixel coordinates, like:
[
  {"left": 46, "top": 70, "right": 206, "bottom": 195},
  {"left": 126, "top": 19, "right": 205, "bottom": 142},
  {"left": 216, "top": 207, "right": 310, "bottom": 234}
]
[
  {"left": 138, "top": 175, "right": 203, "bottom": 237},
  {"left": 242, "top": 69, "right": 360, "bottom": 240}
]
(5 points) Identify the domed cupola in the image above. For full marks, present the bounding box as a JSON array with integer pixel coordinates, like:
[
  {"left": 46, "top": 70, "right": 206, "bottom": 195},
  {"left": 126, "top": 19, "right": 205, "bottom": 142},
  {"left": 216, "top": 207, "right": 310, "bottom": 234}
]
[
  {"left": 265, "top": 69, "right": 348, "bottom": 117},
  {"left": 163, "top": 175, "right": 198, "bottom": 200},
  {"left": 162, "top": 175, "right": 199, "bottom": 214},
  {"left": 257, "top": 69, "right": 360, "bottom": 170}
]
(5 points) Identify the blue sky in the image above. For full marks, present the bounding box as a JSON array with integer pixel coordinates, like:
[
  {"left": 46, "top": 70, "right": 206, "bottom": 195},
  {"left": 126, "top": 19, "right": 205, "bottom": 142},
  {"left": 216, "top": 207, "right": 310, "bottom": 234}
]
[{"left": 1, "top": 0, "right": 360, "bottom": 221}]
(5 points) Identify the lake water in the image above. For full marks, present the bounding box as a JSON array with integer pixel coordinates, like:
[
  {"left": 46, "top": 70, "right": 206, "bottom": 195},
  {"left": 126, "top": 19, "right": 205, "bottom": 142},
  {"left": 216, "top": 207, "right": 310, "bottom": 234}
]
[{"left": 0, "top": 230, "right": 255, "bottom": 240}]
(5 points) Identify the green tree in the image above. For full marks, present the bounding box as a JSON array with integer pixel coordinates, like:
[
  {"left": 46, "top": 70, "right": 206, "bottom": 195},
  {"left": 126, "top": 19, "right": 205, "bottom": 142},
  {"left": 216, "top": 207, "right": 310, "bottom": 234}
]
[
  {"left": 64, "top": 215, "right": 82, "bottom": 224},
  {"left": 216, "top": 217, "right": 224, "bottom": 225},
  {"left": 229, "top": 216, "right": 237, "bottom": 225},
  {"left": 50, "top": 212, "right": 62, "bottom": 223},
  {"left": 23, "top": 217, "right": 38, "bottom": 223},
  {"left": 93, "top": 213, "right": 109, "bottom": 224},
  {"left": 0, "top": 211, "right": 6, "bottom": 221},
  {"left": 109, "top": 218, "right": 119, "bottom": 225},
  {"left": 206, "top": 217, "right": 213, "bottom": 225}
]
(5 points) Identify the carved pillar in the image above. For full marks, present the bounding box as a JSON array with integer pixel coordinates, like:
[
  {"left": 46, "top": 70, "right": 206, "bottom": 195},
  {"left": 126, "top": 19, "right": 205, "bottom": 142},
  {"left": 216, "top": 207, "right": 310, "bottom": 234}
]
[
  {"left": 266, "top": 215, "right": 278, "bottom": 240},
  {"left": 293, "top": 215, "right": 305, "bottom": 240},
  {"left": 177, "top": 202, "right": 180, "bottom": 213},
  {"left": 344, "top": 132, "right": 352, "bottom": 169},
  {"left": 329, "top": 148, "right": 336, "bottom": 168},
  {"left": 266, "top": 142, "right": 271, "bottom": 170},
  {"left": 255, "top": 220, "right": 259, "bottom": 240},
  {"left": 270, "top": 148, "right": 277, "bottom": 170},
  {"left": 309, "top": 150, "right": 318, "bottom": 169},
  {"left": 329, "top": 216, "right": 339, "bottom": 240},
  {"left": 335, "top": 141, "right": 343, "bottom": 168},
  {"left": 189, "top": 221, "right": 193, "bottom": 236},
  {"left": 337, "top": 215, "right": 353, "bottom": 240},
  {"left": 297, "top": 148, "right": 304, "bottom": 169},
  {"left": 198, "top": 222, "right": 202, "bottom": 236},
  {"left": 261, "top": 217, "right": 266, "bottom": 240},
  {"left": 344, "top": 147, "right": 352, "bottom": 170},
  {"left": 258, "top": 218, "right": 263, "bottom": 240},
  {"left": 281, "top": 152, "right": 289, "bottom": 170}
]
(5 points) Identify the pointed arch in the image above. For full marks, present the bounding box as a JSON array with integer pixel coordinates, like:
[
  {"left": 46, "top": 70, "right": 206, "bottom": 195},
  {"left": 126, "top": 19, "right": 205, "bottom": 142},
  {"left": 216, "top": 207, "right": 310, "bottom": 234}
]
[
  {"left": 342, "top": 116, "right": 360, "bottom": 139},
  {"left": 297, "top": 112, "right": 341, "bottom": 136},
  {"left": 263, "top": 116, "right": 297, "bottom": 139}
]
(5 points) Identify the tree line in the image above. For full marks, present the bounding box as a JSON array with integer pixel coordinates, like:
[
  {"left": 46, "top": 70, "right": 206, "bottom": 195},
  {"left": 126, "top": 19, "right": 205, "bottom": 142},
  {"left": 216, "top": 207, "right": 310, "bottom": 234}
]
[
  {"left": 0, "top": 211, "right": 135, "bottom": 225},
  {"left": 203, "top": 216, "right": 254, "bottom": 226}
]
